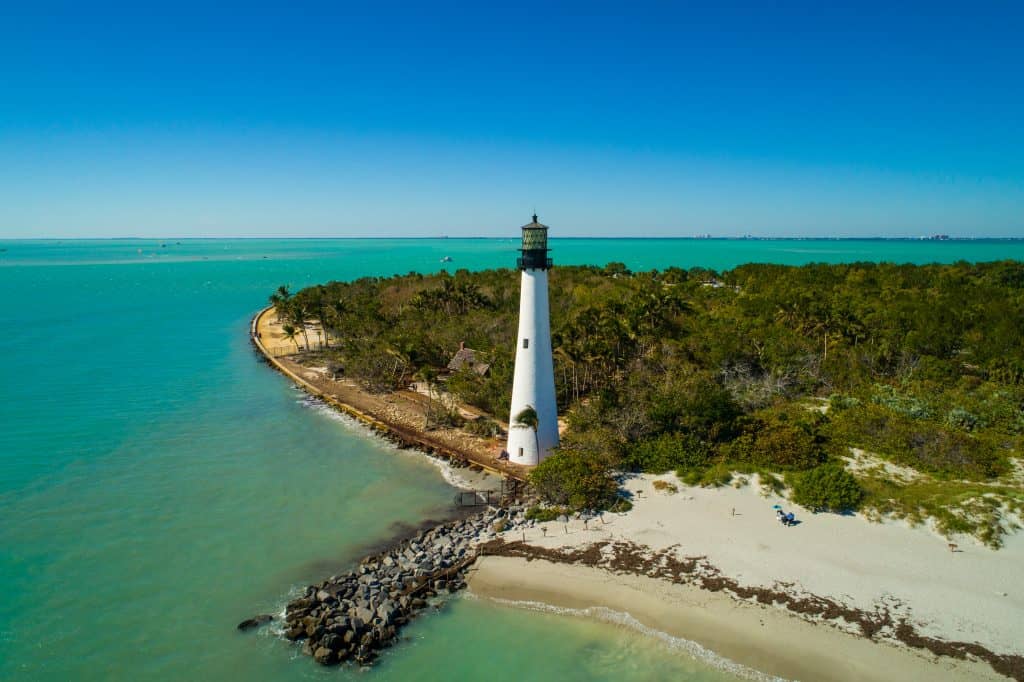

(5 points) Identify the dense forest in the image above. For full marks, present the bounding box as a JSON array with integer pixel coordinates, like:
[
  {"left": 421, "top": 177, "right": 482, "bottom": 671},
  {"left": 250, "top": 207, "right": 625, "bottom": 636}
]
[{"left": 273, "top": 260, "right": 1024, "bottom": 546}]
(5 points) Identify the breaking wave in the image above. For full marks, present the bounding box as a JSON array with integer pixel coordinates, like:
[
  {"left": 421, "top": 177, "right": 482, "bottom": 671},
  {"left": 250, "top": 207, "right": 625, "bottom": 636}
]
[
  {"left": 484, "top": 596, "right": 790, "bottom": 682},
  {"left": 294, "top": 392, "right": 489, "bottom": 491}
]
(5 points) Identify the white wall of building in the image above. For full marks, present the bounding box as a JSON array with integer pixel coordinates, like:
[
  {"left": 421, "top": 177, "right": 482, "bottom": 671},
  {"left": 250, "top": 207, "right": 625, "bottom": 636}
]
[{"left": 507, "top": 268, "right": 559, "bottom": 465}]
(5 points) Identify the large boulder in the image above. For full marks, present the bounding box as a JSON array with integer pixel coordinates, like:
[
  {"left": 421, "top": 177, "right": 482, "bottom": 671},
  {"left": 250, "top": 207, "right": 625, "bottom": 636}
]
[
  {"left": 236, "top": 614, "right": 273, "bottom": 631},
  {"left": 355, "top": 606, "right": 374, "bottom": 624},
  {"left": 313, "top": 646, "right": 335, "bottom": 665},
  {"left": 321, "top": 633, "right": 343, "bottom": 652},
  {"left": 376, "top": 601, "right": 397, "bottom": 622},
  {"left": 304, "top": 621, "right": 325, "bottom": 639}
]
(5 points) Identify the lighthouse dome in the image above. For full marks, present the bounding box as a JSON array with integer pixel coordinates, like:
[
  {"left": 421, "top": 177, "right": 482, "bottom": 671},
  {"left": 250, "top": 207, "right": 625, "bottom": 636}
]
[
  {"left": 518, "top": 214, "right": 552, "bottom": 269},
  {"left": 521, "top": 214, "right": 548, "bottom": 230}
]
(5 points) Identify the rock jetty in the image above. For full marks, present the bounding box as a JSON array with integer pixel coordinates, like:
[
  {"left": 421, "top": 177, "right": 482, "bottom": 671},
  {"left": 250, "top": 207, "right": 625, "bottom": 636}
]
[{"left": 274, "top": 504, "right": 530, "bottom": 667}]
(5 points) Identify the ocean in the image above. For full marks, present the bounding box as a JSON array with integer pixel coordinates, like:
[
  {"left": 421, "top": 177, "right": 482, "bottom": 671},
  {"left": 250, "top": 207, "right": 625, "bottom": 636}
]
[{"left": 2, "top": 237, "right": 1021, "bottom": 680}]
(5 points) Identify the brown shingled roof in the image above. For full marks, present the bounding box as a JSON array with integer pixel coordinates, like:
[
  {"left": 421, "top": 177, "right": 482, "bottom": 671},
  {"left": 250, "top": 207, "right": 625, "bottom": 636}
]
[{"left": 447, "top": 343, "right": 490, "bottom": 376}]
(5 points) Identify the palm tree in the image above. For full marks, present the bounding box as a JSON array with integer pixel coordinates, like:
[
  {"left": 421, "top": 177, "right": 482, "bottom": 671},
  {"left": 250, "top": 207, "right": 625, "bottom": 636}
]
[
  {"left": 415, "top": 366, "right": 437, "bottom": 430},
  {"left": 282, "top": 323, "right": 299, "bottom": 352},
  {"left": 327, "top": 299, "right": 347, "bottom": 347},
  {"left": 384, "top": 346, "right": 410, "bottom": 387},
  {"left": 514, "top": 405, "right": 540, "bottom": 458},
  {"left": 286, "top": 302, "right": 310, "bottom": 349},
  {"left": 312, "top": 285, "right": 330, "bottom": 349},
  {"left": 269, "top": 284, "right": 292, "bottom": 323},
  {"left": 269, "top": 284, "right": 291, "bottom": 308}
]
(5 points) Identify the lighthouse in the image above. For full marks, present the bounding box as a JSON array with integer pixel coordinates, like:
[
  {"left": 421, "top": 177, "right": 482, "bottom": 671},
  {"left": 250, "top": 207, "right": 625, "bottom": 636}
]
[{"left": 507, "top": 215, "right": 559, "bottom": 465}]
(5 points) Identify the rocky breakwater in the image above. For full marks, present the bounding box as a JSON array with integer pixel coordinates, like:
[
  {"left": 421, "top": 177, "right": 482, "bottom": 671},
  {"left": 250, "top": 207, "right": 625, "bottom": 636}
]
[{"left": 272, "top": 505, "right": 529, "bottom": 667}]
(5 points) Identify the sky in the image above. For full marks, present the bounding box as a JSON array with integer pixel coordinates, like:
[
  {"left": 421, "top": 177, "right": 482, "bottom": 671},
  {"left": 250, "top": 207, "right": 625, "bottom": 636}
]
[{"left": 1, "top": 1, "right": 1022, "bottom": 238}]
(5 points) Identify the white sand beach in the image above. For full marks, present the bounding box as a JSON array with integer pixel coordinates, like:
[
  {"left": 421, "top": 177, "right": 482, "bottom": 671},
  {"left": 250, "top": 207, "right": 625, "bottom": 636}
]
[{"left": 469, "top": 474, "right": 1024, "bottom": 681}]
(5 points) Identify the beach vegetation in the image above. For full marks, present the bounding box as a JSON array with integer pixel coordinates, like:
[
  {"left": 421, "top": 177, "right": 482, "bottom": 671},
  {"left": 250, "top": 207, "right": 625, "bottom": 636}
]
[
  {"left": 524, "top": 505, "right": 569, "bottom": 522},
  {"left": 283, "top": 259, "right": 1024, "bottom": 544},
  {"left": 759, "top": 472, "right": 787, "bottom": 496},
  {"left": 855, "top": 472, "right": 1024, "bottom": 548},
  {"left": 824, "top": 403, "right": 1007, "bottom": 480},
  {"left": 624, "top": 433, "right": 712, "bottom": 474},
  {"left": 695, "top": 463, "right": 734, "bottom": 488},
  {"left": 791, "top": 464, "right": 864, "bottom": 513},
  {"left": 651, "top": 479, "right": 678, "bottom": 494},
  {"left": 608, "top": 497, "right": 633, "bottom": 513},
  {"left": 414, "top": 366, "right": 438, "bottom": 429},
  {"left": 463, "top": 416, "right": 503, "bottom": 438},
  {"left": 514, "top": 405, "right": 541, "bottom": 456},
  {"left": 529, "top": 446, "right": 620, "bottom": 510},
  {"left": 281, "top": 323, "right": 299, "bottom": 351}
]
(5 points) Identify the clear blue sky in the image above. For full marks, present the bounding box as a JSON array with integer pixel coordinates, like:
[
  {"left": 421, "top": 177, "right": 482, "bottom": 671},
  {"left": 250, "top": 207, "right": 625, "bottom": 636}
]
[{"left": 1, "top": 1, "right": 1022, "bottom": 238}]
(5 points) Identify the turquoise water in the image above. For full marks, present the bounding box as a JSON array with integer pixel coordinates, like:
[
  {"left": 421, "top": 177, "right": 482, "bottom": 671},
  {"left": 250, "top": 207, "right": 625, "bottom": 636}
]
[{"left": 2, "top": 238, "right": 1022, "bottom": 680}]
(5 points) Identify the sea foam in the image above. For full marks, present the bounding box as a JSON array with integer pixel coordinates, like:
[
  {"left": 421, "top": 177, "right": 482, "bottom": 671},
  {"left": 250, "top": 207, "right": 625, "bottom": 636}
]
[
  {"left": 294, "top": 391, "right": 483, "bottom": 491},
  {"left": 484, "top": 596, "right": 791, "bottom": 682}
]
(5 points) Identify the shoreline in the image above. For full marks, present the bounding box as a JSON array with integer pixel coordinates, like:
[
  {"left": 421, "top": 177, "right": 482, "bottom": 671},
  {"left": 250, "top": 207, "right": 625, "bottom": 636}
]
[
  {"left": 258, "top": 507, "right": 529, "bottom": 666},
  {"left": 250, "top": 306, "right": 525, "bottom": 486},
  {"left": 249, "top": 306, "right": 1022, "bottom": 680},
  {"left": 467, "top": 472, "right": 1024, "bottom": 682},
  {"left": 468, "top": 554, "right": 1001, "bottom": 682}
]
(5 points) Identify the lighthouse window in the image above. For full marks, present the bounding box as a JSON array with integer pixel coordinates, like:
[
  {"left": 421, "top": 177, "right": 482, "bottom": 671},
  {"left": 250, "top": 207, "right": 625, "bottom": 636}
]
[
  {"left": 522, "top": 338, "right": 529, "bottom": 349},
  {"left": 518, "top": 448, "right": 524, "bottom": 457}
]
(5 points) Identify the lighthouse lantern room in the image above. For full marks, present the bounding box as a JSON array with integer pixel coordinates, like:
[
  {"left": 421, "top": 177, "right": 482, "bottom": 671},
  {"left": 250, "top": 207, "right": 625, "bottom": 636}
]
[{"left": 507, "top": 215, "right": 559, "bottom": 466}]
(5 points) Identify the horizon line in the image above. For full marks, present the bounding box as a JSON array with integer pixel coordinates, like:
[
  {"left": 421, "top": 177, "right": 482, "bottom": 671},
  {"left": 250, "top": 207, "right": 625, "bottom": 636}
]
[{"left": 4, "top": 235, "right": 1024, "bottom": 242}]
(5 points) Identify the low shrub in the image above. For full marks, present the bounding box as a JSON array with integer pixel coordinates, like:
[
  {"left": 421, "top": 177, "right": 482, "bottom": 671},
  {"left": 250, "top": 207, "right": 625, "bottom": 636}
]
[
  {"left": 828, "top": 394, "right": 861, "bottom": 411},
  {"left": 464, "top": 416, "right": 503, "bottom": 437},
  {"left": 652, "top": 480, "right": 678, "bottom": 494},
  {"left": 945, "top": 407, "right": 981, "bottom": 432},
  {"left": 720, "top": 421, "right": 825, "bottom": 471},
  {"left": 529, "top": 447, "right": 620, "bottom": 511},
  {"left": 871, "top": 384, "right": 933, "bottom": 419},
  {"left": 677, "top": 468, "right": 703, "bottom": 486},
  {"left": 524, "top": 505, "right": 567, "bottom": 522},
  {"left": 426, "top": 401, "right": 464, "bottom": 429},
  {"left": 827, "top": 403, "right": 1007, "bottom": 479},
  {"left": 791, "top": 464, "right": 864, "bottom": 513},
  {"left": 681, "top": 462, "right": 732, "bottom": 488},
  {"left": 624, "top": 433, "right": 712, "bottom": 474},
  {"left": 609, "top": 497, "right": 633, "bottom": 513}
]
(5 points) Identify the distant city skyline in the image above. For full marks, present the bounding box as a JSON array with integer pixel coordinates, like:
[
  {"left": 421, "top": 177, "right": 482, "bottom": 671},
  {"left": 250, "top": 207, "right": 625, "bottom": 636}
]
[{"left": 1, "top": 1, "right": 1022, "bottom": 239}]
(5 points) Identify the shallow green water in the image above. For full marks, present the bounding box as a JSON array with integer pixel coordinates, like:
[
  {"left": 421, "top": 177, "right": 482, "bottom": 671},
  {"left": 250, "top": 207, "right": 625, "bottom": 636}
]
[{"left": 1, "top": 237, "right": 1021, "bottom": 680}]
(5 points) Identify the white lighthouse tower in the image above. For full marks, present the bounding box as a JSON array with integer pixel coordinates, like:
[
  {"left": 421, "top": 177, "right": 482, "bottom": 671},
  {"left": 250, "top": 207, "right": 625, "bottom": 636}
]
[{"left": 507, "top": 215, "right": 559, "bottom": 466}]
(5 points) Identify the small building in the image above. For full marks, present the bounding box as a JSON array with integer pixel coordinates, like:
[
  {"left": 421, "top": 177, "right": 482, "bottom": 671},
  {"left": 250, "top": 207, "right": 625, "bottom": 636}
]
[{"left": 447, "top": 341, "right": 490, "bottom": 377}]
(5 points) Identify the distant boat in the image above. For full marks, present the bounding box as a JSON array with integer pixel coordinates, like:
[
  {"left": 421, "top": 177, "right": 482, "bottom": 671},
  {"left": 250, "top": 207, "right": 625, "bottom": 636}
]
[{"left": 440, "top": 256, "right": 453, "bottom": 263}]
